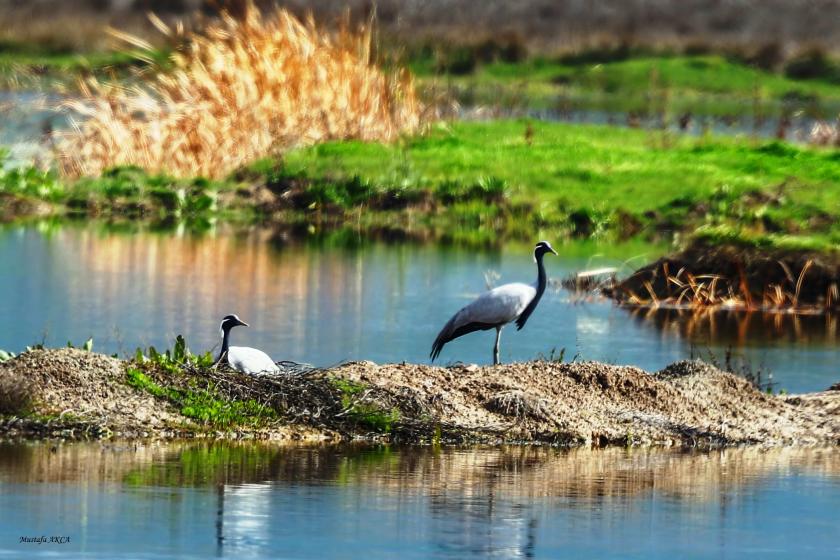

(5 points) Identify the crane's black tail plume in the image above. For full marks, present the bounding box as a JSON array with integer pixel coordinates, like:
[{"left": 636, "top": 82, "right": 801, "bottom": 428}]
[
  {"left": 430, "top": 316, "right": 456, "bottom": 362},
  {"left": 430, "top": 317, "right": 497, "bottom": 362}
]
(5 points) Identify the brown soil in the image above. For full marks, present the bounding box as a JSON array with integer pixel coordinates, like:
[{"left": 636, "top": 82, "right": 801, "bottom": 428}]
[
  {"left": 607, "top": 240, "right": 840, "bottom": 310},
  {"left": 1, "top": 349, "right": 178, "bottom": 424},
  {"left": 337, "top": 360, "right": 840, "bottom": 446},
  {"left": 2, "top": 348, "right": 839, "bottom": 447},
  {"left": 0, "top": 349, "right": 330, "bottom": 441}
]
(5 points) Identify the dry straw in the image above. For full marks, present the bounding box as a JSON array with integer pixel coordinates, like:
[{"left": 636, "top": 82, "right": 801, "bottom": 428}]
[
  {"left": 621, "top": 259, "right": 835, "bottom": 312},
  {"left": 56, "top": 5, "right": 421, "bottom": 179}
]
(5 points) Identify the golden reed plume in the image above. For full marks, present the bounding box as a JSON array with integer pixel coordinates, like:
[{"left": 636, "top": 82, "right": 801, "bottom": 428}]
[{"left": 57, "top": 4, "right": 421, "bottom": 179}]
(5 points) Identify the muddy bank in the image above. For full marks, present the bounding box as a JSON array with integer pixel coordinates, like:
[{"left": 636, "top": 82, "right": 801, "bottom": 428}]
[
  {"left": 0, "top": 349, "right": 332, "bottom": 442},
  {"left": 607, "top": 240, "right": 840, "bottom": 311},
  {"left": 1, "top": 348, "right": 838, "bottom": 447},
  {"left": 338, "top": 360, "right": 840, "bottom": 446}
]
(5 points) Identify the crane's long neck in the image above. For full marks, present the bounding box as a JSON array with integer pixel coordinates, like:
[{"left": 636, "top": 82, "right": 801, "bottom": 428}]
[
  {"left": 533, "top": 251, "right": 548, "bottom": 302},
  {"left": 217, "top": 328, "right": 231, "bottom": 364},
  {"left": 515, "top": 250, "right": 549, "bottom": 330},
  {"left": 537, "top": 251, "right": 548, "bottom": 289}
]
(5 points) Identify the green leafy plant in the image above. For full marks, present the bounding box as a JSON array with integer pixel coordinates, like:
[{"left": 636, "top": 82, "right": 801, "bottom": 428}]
[
  {"left": 0, "top": 162, "right": 64, "bottom": 201},
  {"left": 134, "top": 335, "right": 215, "bottom": 374},
  {"left": 331, "top": 378, "right": 400, "bottom": 433},
  {"left": 65, "top": 337, "right": 93, "bottom": 351},
  {"left": 435, "top": 176, "right": 508, "bottom": 204}
]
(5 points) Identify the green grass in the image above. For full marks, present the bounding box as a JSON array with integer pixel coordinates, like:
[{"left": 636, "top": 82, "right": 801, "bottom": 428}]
[
  {"left": 280, "top": 120, "right": 840, "bottom": 248},
  {"left": 691, "top": 225, "right": 840, "bottom": 253},
  {"left": 0, "top": 158, "right": 230, "bottom": 226},
  {"left": 5, "top": 42, "right": 838, "bottom": 117},
  {"left": 416, "top": 54, "right": 840, "bottom": 117},
  {"left": 475, "top": 55, "right": 840, "bottom": 98},
  {"left": 126, "top": 367, "right": 276, "bottom": 429},
  {"left": 4, "top": 119, "right": 840, "bottom": 250},
  {"left": 282, "top": 121, "right": 838, "bottom": 210},
  {"left": 124, "top": 336, "right": 275, "bottom": 429},
  {"left": 0, "top": 46, "right": 171, "bottom": 88},
  {"left": 0, "top": 50, "right": 143, "bottom": 72}
]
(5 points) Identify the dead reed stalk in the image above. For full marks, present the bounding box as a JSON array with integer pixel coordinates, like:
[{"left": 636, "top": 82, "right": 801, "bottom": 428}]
[
  {"left": 56, "top": 3, "right": 421, "bottom": 179},
  {"left": 618, "top": 258, "right": 831, "bottom": 313}
]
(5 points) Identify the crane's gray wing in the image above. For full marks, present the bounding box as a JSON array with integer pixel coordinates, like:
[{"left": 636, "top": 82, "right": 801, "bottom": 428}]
[
  {"left": 430, "top": 314, "right": 497, "bottom": 361},
  {"left": 430, "top": 283, "right": 535, "bottom": 361}
]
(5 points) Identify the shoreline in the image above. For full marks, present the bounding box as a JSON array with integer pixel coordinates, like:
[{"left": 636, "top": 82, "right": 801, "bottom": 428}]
[
  {"left": 5, "top": 119, "right": 840, "bottom": 252},
  {"left": 1, "top": 348, "right": 838, "bottom": 448}
]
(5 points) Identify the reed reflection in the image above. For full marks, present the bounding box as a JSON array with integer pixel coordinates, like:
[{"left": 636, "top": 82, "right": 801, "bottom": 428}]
[{"left": 627, "top": 306, "right": 840, "bottom": 347}]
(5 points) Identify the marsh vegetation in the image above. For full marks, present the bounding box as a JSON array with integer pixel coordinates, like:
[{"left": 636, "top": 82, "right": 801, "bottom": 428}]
[
  {"left": 4, "top": 120, "right": 839, "bottom": 251},
  {"left": 1, "top": 5, "right": 839, "bottom": 557},
  {"left": 0, "top": 1, "right": 838, "bottom": 405}
]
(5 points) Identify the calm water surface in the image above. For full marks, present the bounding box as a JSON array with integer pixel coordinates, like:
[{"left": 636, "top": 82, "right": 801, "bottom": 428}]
[
  {"left": 1, "top": 222, "right": 838, "bottom": 392},
  {"left": 0, "top": 442, "right": 838, "bottom": 559}
]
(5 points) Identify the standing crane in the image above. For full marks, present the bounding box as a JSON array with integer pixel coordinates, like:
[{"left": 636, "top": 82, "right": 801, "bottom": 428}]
[{"left": 430, "top": 241, "right": 557, "bottom": 365}]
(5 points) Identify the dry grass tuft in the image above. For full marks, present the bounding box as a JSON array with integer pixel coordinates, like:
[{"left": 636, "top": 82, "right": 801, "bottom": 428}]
[
  {"left": 0, "top": 370, "right": 35, "bottom": 416},
  {"left": 809, "top": 119, "right": 840, "bottom": 147},
  {"left": 484, "top": 390, "right": 550, "bottom": 421},
  {"left": 56, "top": 4, "right": 421, "bottom": 179}
]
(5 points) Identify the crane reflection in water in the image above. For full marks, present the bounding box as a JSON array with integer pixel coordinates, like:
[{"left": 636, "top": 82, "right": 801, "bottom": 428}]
[{"left": 3, "top": 442, "right": 840, "bottom": 559}]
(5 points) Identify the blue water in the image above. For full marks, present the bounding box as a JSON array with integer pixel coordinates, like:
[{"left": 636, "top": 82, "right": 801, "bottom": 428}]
[
  {"left": 0, "top": 443, "right": 838, "bottom": 559},
  {"left": 1, "top": 222, "right": 839, "bottom": 392}
]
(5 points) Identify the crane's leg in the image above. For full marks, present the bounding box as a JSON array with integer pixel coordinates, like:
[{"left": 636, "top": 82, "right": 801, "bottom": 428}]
[{"left": 493, "top": 326, "right": 502, "bottom": 365}]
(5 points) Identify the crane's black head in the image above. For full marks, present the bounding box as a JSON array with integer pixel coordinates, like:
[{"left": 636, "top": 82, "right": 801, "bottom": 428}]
[
  {"left": 219, "top": 314, "right": 248, "bottom": 336},
  {"left": 534, "top": 240, "right": 557, "bottom": 261}
]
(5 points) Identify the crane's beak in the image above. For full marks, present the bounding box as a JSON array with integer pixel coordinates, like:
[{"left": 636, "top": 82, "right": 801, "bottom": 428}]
[
  {"left": 549, "top": 246, "right": 558, "bottom": 255},
  {"left": 238, "top": 320, "right": 249, "bottom": 327}
]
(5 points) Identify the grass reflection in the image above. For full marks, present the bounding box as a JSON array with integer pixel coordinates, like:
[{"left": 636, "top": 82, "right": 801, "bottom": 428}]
[{"left": 2, "top": 441, "right": 838, "bottom": 504}]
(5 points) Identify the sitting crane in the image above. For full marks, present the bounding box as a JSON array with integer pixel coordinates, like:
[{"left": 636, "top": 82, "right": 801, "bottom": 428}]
[{"left": 214, "top": 314, "right": 280, "bottom": 374}]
